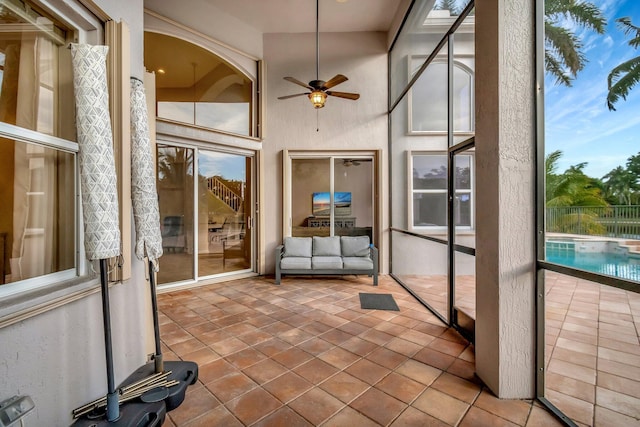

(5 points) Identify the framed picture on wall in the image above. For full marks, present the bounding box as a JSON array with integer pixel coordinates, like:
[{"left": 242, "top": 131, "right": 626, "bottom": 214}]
[{"left": 312, "top": 192, "right": 352, "bottom": 216}]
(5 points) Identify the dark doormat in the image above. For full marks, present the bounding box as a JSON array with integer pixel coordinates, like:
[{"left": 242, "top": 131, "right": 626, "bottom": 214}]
[{"left": 359, "top": 293, "right": 400, "bottom": 311}]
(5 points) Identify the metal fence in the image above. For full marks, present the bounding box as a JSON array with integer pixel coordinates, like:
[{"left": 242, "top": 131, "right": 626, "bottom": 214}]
[{"left": 546, "top": 205, "right": 640, "bottom": 239}]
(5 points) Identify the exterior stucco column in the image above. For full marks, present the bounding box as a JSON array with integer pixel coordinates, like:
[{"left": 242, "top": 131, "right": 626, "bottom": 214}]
[{"left": 474, "top": 0, "right": 537, "bottom": 398}]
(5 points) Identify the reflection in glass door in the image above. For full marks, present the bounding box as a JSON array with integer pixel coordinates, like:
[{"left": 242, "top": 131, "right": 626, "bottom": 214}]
[
  {"left": 157, "top": 143, "right": 253, "bottom": 286},
  {"left": 198, "top": 150, "right": 251, "bottom": 277},
  {"left": 288, "top": 155, "right": 375, "bottom": 241},
  {"left": 157, "top": 145, "right": 195, "bottom": 284}
]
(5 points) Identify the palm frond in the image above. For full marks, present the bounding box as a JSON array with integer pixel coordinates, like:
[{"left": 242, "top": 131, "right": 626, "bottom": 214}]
[
  {"left": 606, "top": 56, "right": 640, "bottom": 110},
  {"left": 545, "top": 21, "right": 585, "bottom": 77},
  {"left": 616, "top": 17, "right": 640, "bottom": 48}
]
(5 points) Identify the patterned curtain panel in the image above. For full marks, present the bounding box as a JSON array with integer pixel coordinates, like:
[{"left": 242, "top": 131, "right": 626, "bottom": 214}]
[
  {"left": 71, "top": 44, "right": 121, "bottom": 260},
  {"left": 130, "top": 78, "right": 163, "bottom": 267}
]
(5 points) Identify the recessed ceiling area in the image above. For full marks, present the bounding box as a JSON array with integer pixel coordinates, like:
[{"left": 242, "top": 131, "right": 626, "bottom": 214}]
[{"left": 144, "top": 0, "right": 407, "bottom": 34}]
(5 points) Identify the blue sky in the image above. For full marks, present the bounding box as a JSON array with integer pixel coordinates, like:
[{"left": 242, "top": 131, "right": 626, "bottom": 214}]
[{"left": 545, "top": 0, "right": 640, "bottom": 179}]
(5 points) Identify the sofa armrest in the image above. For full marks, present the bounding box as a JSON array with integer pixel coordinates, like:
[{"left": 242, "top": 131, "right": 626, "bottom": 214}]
[
  {"left": 275, "top": 245, "right": 284, "bottom": 285},
  {"left": 370, "top": 244, "right": 379, "bottom": 286}
]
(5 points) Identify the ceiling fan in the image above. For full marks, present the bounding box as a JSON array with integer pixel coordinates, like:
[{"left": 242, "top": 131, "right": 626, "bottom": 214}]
[{"left": 277, "top": 0, "right": 360, "bottom": 109}]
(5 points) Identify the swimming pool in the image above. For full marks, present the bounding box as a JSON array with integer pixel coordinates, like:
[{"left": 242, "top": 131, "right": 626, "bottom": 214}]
[{"left": 546, "top": 247, "right": 640, "bottom": 282}]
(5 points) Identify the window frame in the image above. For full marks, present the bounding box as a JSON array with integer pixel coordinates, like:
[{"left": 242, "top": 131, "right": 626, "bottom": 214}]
[
  {"left": 407, "top": 54, "right": 475, "bottom": 135},
  {"left": 0, "top": 0, "right": 107, "bottom": 325},
  {"left": 408, "top": 151, "right": 474, "bottom": 232}
]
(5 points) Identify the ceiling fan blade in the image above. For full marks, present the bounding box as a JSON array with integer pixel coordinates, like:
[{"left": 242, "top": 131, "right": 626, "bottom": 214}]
[
  {"left": 278, "top": 93, "right": 310, "bottom": 100},
  {"left": 322, "top": 74, "right": 348, "bottom": 89},
  {"left": 284, "top": 76, "right": 313, "bottom": 90},
  {"left": 326, "top": 91, "right": 360, "bottom": 100}
]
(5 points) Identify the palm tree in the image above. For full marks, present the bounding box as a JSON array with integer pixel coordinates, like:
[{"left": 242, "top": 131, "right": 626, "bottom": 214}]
[
  {"left": 546, "top": 150, "right": 609, "bottom": 235},
  {"left": 607, "top": 17, "right": 640, "bottom": 110},
  {"left": 602, "top": 166, "right": 635, "bottom": 205},
  {"left": 545, "top": 0, "right": 606, "bottom": 86}
]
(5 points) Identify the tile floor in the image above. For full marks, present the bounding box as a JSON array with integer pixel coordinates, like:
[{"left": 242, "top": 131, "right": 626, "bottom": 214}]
[{"left": 157, "top": 275, "right": 563, "bottom": 426}]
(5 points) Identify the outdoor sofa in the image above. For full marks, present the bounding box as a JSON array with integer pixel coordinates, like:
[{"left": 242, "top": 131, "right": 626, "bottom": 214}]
[{"left": 275, "top": 235, "right": 378, "bottom": 285}]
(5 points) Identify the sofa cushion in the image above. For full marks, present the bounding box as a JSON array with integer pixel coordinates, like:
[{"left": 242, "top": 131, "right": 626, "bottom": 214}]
[
  {"left": 341, "top": 236, "right": 371, "bottom": 257},
  {"left": 312, "top": 236, "right": 341, "bottom": 256},
  {"left": 343, "top": 257, "right": 374, "bottom": 270},
  {"left": 283, "top": 237, "right": 312, "bottom": 258},
  {"left": 312, "top": 256, "right": 343, "bottom": 270},
  {"left": 281, "top": 256, "right": 312, "bottom": 270}
]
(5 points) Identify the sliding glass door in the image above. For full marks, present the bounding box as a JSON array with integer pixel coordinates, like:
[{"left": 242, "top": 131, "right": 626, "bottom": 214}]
[
  {"left": 286, "top": 153, "right": 376, "bottom": 243},
  {"left": 157, "top": 142, "right": 254, "bottom": 286}
]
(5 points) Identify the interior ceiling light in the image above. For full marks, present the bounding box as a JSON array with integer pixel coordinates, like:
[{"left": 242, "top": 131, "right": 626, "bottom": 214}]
[
  {"left": 156, "top": 68, "right": 165, "bottom": 74},
  {"left": 277, "top": 0, "right": 360, "bottom": 109}
]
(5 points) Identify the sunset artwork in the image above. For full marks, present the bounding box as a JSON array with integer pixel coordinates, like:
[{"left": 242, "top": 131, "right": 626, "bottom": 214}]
[{"left": 312, "top": 192, "right": 351, "bottom": 216}]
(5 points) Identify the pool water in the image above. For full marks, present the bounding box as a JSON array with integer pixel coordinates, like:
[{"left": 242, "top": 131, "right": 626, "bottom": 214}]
[{"left": 546, "top": 248, "right": 640, "bottom": 282}]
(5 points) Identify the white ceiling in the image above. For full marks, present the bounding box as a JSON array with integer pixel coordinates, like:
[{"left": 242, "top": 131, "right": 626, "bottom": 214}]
[{"left": 195, "top": 0, "right": 406, "bottom": 33}]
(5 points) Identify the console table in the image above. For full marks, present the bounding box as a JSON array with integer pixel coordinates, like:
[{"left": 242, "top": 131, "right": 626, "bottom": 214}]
[{"left": 307, "top": 217, "right": 356, "bottom": 228}]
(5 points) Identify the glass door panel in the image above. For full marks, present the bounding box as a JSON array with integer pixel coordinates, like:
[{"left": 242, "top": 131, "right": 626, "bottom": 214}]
[
  {"left": 157, "top": 144, "right": 195, "bottom": 284},
  {"left": 292, "top": 158, "right": 330, "bottom": 237},
  {"left": 198, "top": 150, "right": 251, "bottom": 276},
  {"left": 333, "top": 158, "right": 374, "bottom": 241}
]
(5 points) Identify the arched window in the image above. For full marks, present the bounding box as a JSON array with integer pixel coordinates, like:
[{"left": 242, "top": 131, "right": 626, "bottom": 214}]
[
  {"left": 144, "top": 32, "right": 254, "bottom": 136},
  {"left": 410, "top": 59, "right": 474, "bottom": 133}
]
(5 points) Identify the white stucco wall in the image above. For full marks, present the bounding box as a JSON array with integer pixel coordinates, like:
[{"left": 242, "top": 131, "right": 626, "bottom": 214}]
[
  {"left": 474, "top": 0, "right": 536, "bottom": 398},
  {"left": 0, "top": 1, "right": 154, "bottom": 425},
  {"left": 262, "top": 31, "right": 389, "bottom": 274}
]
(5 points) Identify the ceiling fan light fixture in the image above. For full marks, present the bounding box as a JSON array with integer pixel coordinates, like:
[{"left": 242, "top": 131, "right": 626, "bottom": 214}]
[{"left": 309, "top": 90, "right": 327, "bottom": 108}]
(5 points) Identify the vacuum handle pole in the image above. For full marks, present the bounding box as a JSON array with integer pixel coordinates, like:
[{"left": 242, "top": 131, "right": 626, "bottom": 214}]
[
  {"left": 99, "top": 258, "right": 119, "bottom": 422},
  {"left": 149, "top": 260, "right": 164, "bottom": 373}
]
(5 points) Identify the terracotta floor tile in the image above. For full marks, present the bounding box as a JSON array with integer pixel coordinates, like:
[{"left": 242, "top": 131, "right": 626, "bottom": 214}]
[
  {"left": 322, "top": 406, "right": 380, "bottom": 427},
  {"left": 525, "top": 405, "right": 566, "bottom": 427},
  {"left": 548, "top": 358, "right": 596, "bottom": 385},
  {"left": 321, "top": 328, "right": 355, "bottom": 345},
  {"left": 597, "top": 371, "right": 640, "bottom": 399},
  {"left": 546, "top": 372, "right": 595, "bottom": 403},
  {"left": 263, "top": 371, "right": 313, "bottom": 403},
  {"left": 596, "top": 386, "right": 640, "bottom": 419},
  {"left": 546, "top": 389, "right": 593, "bottom": 426},
  {"left": 413, "top": 347, "right": 456, "bottom": 371},
  {"left": 446, "top": 358, "right": 477, "bottom": 382},
  {"left": 345, "top": 358, "right": 391, "bottom": 385},
  {"left": 319, "top": 371, "right": 370, "bottom": 403},
  {"left": 168, "top": 386, "right": 220, "bottom": 426},
  {"left": 594, "top": 405, "right": 640, "bottom": 427},
  {"left": 339, "top": 336, "right": 379, "bottom": 356},
  {"left": 473, "top": 389, "right": 532, "bottom": 425},
  {"left": 271, "top": 347, "right": 314, "bottom": 369},
  {"left": 242, "top": 358, "right": 288, "bottom": 384},
  {"left": 350, "top": 387, "right": 407, "bottom": 425},
  {"left": 251, "top": 406, "right": 313, "bottom": 427},
  {"left": 337, "top": 320, "right": 370, "bottom": 336},
  {"left": 296, "top": 336, "right": 334, "bottom": 355},
  {"left": 180, "top": 404, "right": 242, "bottom": 427},
  {"left": 204, "top": 371, "right": 257, "bottom": 403},
  {"left": 431, "top": 372, "right": 481, "bottom": 403},
  {"left": 299, "top": 321, "right": 334, "bottom": 335},
  {"left": 253, "top": 337, "right": 292, "bottom": 357},
  {"left": 375, "top": 372, "right": 427, "bottom": 404},
  {"left": 289, "top": 387, "right": 344, "bottom": 425},
  {"left": 412, "top": 388, "right": 469, "bottom": 425},
  {"left": 180, "top": 347, "right": 220, "bottom": 367},
  {"left": 197, "top": 358, "right": 236, "bottom": 384},
  {"left": 359, "top": 328, "right": 395, "bottom": 345},
  {"left": 226, "top": 387, "right": 282, "bottom": 425},
  {"left": 208, "top": 336, "right": 249, "bottom": 356},
  {"left": 389, "top": 406, "right": 449, "bottom": 427},
  {"left": 365, "top": 347, "right": 408, "bottom": 370},
  {"left": 293, "top": 358, "right": 339, "bottom": 384},
  {"left": 384, "top": 337, "right": 423, "bottom": 357},
  {"left": 459, "top": 406, "right": 519, "bottom": 427},
  {"left": 224, "top": 347, "right": 266, "bottom": 369},
  {"left": 396, "top": 359, "right": 442, "bottom": 386},
  {"left": 318, "top": 346, "right": 361, "bottom": 369},
  {"left": 549, "top": 347, "right": 597, "bottom": 369},
  {"left": 237, "top": 329, "right": 273, "bottom": 346}
]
